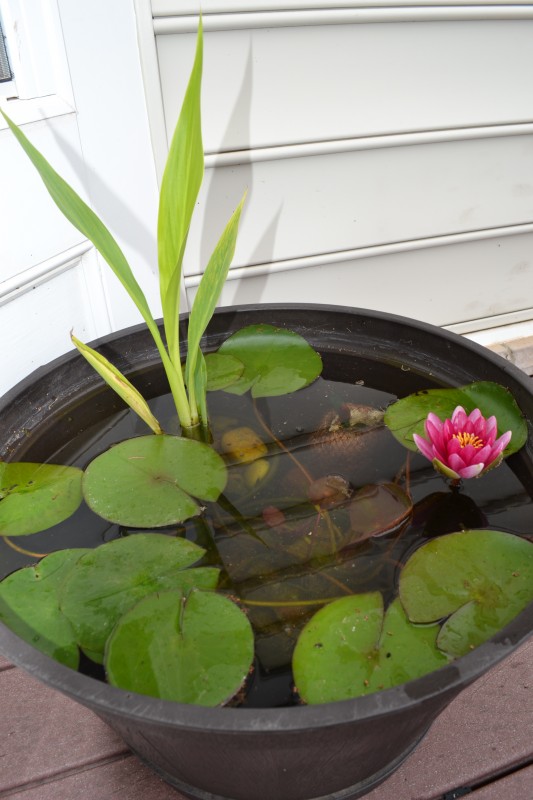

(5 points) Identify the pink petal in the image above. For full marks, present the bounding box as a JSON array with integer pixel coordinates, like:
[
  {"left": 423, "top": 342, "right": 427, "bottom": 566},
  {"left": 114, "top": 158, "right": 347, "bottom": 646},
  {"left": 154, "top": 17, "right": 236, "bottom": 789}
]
[
  {"left": 443, "top": 419, "right": 455, "bottom": 439},
  {"left": 462, "top": 417, "right": 475, "bottom": 435},
  {"left": 457, "top": 463, "right": 485, "bottom": 479},
  {"left": 448, "top": 452, "right": 467, "bottom": 473},
  {"left": 446, "top": 437, "right": 462, "bottom": 456},
  {"left": 468, "top": 408, "right": 482, "bottom": 426},
  {"left": 494, "top": 429, "right": 512, "bottom": 451},
  {"left": 472, "top": 418, "right": 486, "bottom": 438},
  {"left": 484, "top": 415, "right": 497, "bottom": 441},
  {"left": 413, "top": 434, "right": 436, "bottom": 462},
  {"left": 460, "top": 444, "right": 479, "bottom": 464},
  {"left": 470, "top": 444, "right": 492, "bottom": 466},
  {"left": 488, "top": 430, "right": 512, "bottom": 460},
  {"left": 452, "top": 406, "right": 467, "bottom": 428},
  {"left": 426, "top": 412, "right": 444, "bottom": 433},
  {"left": 426, "top": 418, "right": 445, "bottom": 450},
  {"left": 433, "top": 447, "right": 449, "bottom": 464}
]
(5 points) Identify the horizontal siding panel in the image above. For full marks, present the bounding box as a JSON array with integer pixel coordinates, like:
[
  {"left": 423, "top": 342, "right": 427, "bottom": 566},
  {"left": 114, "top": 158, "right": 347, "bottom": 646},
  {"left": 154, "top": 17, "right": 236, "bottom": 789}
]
[
  {"left": 0, "top": 255, "right": 108, "bottom": 397},
  {"left": 182, "top": 135, "right": 533, "bottom": 275},
  {"left": 157, "top": 21, "right": 533, "bottom": 152},
  {"left": 187, "top": 231, "right": 533, "bottom": 329}
]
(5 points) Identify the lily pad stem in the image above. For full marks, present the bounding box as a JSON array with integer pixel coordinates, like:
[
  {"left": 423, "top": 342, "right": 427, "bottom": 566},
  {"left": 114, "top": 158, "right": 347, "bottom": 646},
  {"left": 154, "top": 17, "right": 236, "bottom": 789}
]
[
  {"left": 2, "top": 536, "right": 48, "bottom": 558},
  {"left": 252, "top": 398, "right": 315, "bottom": 486}
]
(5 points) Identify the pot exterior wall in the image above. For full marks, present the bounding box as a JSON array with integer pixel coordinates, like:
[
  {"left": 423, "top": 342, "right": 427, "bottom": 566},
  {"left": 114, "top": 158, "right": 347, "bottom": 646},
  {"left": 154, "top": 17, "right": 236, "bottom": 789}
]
[{"left": 95, "top": 689, "right": 457, "bottom": 800}]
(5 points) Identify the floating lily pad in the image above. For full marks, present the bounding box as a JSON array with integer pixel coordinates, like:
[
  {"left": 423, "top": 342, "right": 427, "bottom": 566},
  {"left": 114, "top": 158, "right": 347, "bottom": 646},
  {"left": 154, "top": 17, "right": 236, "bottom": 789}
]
[
  {"left": 217, "top": 324, "right": 323, "bottom": 397},
  {"left": 0, "top": 549, "right": 89, "bottom": 667},
  {"left": 399, "top": 529, "right": 533, "bottom": 657},
  {"left": 292, "top": 594, "right": 448, "bottom": 704},
  {"left": 82, "top": 435, "right": 227, "bottom": 527},
  {"left": 0, "top": 462, "right": 83, "bottom": 536},
  {"left": 60, "top": 534, "right": 219, "bottom": 661},
  {"left": 384, "top": 381, "right": 526, "bottom": 455},
  {"left": 105, "top": 589, "right": 254, "bottom": 705},
  {"left": 204, "top": 352, "right": 244, "bottom": 391}
]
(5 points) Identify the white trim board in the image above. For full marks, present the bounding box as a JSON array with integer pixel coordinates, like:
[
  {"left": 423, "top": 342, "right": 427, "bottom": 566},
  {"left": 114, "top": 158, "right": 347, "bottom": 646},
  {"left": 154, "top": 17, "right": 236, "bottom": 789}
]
[
  {"left": 154, "top": 7, "right": 533, "bottom": 34},
  {"left": 153, "top": 2, "right": 533, "bottom": 15}
]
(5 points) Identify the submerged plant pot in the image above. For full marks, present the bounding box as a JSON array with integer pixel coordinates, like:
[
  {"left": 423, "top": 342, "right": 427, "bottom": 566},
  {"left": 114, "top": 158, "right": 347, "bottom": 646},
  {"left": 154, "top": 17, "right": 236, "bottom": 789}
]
[{"left": 0, "top": 304, "right": 532, "bottom": 800}]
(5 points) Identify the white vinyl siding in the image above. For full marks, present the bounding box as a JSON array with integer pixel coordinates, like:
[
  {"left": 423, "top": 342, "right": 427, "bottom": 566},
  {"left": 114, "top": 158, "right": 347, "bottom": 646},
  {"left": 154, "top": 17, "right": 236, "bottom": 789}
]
[
  {"left": 149, "top": 4, "right": 533, "bottom": 333},
  {"left": 1, "top": 1, "right": 533, "bottom": 397}
]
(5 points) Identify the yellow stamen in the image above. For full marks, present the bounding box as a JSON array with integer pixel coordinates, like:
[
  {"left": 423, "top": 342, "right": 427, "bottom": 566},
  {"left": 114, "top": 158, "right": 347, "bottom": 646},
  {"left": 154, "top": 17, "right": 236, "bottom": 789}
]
[{"left": 453, "top": 432, "right": 484, "bottom": 449}]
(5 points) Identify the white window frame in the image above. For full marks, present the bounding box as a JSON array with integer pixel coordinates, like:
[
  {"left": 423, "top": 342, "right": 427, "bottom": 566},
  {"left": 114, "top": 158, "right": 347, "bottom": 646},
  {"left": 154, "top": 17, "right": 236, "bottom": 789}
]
[
  {"left": 0, "top": 0, "right": 74, "bottom": 125},
  {"left": 0, "top": 10, "right": 16, "bottom": 98}
]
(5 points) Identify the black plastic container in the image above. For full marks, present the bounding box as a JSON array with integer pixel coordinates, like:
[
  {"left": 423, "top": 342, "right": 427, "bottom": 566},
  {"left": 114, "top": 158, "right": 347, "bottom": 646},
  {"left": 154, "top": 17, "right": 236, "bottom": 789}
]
[{"left": 1, "top": 304, "right": 532, "bottom": 800}]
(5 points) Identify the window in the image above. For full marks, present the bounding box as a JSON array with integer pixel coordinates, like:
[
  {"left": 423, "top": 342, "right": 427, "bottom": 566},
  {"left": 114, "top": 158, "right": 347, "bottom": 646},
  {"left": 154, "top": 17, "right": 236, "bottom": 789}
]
[
  {"left": 0, "top": 10, "right": 16, "bottom": 99},
  {"left": 0, "top": 0, "right": 73, "bottom": 120},
  {"left": 0, "top": 17, "right": 12, "bottom": 82}
]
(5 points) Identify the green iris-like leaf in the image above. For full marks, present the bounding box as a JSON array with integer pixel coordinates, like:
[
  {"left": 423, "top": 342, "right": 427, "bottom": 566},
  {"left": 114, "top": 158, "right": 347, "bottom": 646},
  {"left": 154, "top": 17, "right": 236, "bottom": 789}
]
[
  {"left": 60, "top": 534, "right": 219, "bottom": 662},
  {"left": 185, "top": 195, "right": 246, "bottom": 423},
  {"left": 71, "top": 334, "right": 163, "bottom": 434},
  {"left": 105, "top": 588, "right": 254, "bottom": 705},
  {"left": 384, "top": 381, "right": 526, "bottom": 455},
  {"left": 399, "top": 529, "right": 533, "bottom": 657},
  {"left": 0, "top": 549, "right": 89, "bottom": 667},
  {"left": 217, "top": 324, "right": 323, "bottom": 397},
  {"left": 158, "top": 19, "right": 204, "bottom": 375},
  {"left": 0, "top": 463, "right": 83, "bottom": 536},
  {"left": 82, "top": 435, "right": 227, "bottom": 528},
  {"left": 292, "top": 594, "right": 448, "bottom": 704}
]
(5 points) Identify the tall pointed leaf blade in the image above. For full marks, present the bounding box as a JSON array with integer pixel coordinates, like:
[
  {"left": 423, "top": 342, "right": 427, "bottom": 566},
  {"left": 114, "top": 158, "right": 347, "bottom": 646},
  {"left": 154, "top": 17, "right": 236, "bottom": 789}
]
[
  {"left": 0, "top": 110, "right": 194, "bottom": 428},
  {"left": 71, "top": 334, "right": 163, "bottom": 434},
  {"left": 0, "top": 109, "right": 156, "bottom": 331},
  {"left": 186, "top": 193, "right": 246, "bottom": 404},
  {"left": 158, "top": 20, "right": 204, "bottom": 364},
  {"left": 194, "top": 349, "right": 208, "bottom": 426}
]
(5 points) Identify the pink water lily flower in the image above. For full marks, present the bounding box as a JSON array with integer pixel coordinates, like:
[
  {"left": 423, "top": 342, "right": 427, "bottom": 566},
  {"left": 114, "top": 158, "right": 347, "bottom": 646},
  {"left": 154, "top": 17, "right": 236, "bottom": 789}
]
[{"left": 413, "top": 406, "right": 512, "bottom": 480}]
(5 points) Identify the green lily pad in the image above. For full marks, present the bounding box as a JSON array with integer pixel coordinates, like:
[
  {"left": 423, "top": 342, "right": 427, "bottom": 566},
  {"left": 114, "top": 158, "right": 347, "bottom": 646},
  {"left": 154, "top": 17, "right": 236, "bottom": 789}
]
[
  {"left": 384, "top": 381, "right": 526, "bottom": 455},
  {"left": 0, "top": 463, "right": 83, "bottom": 536},
  {"left": 82, "top": 435, "right": 227, "bottom": 527},
  {"left": 105, "top": 588, "right": 254, "bottom": 705},
  {"left": 60, "top": 534, "right": 219, "bottom": 661},
  {"left": 292, "top": 594, "right": 448, "bottom": 704},
  {"left": 399, "top": 529, "right": 533, "bottom": 657},
  {"left": 0, "top": 549, "right": 89, "bottom": 667},
  {"left": 217, "top": 324, "right": 323, "bottom": 397},
  {"left": 204, "top": 352, "right": 244, "bottom": 391}
]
